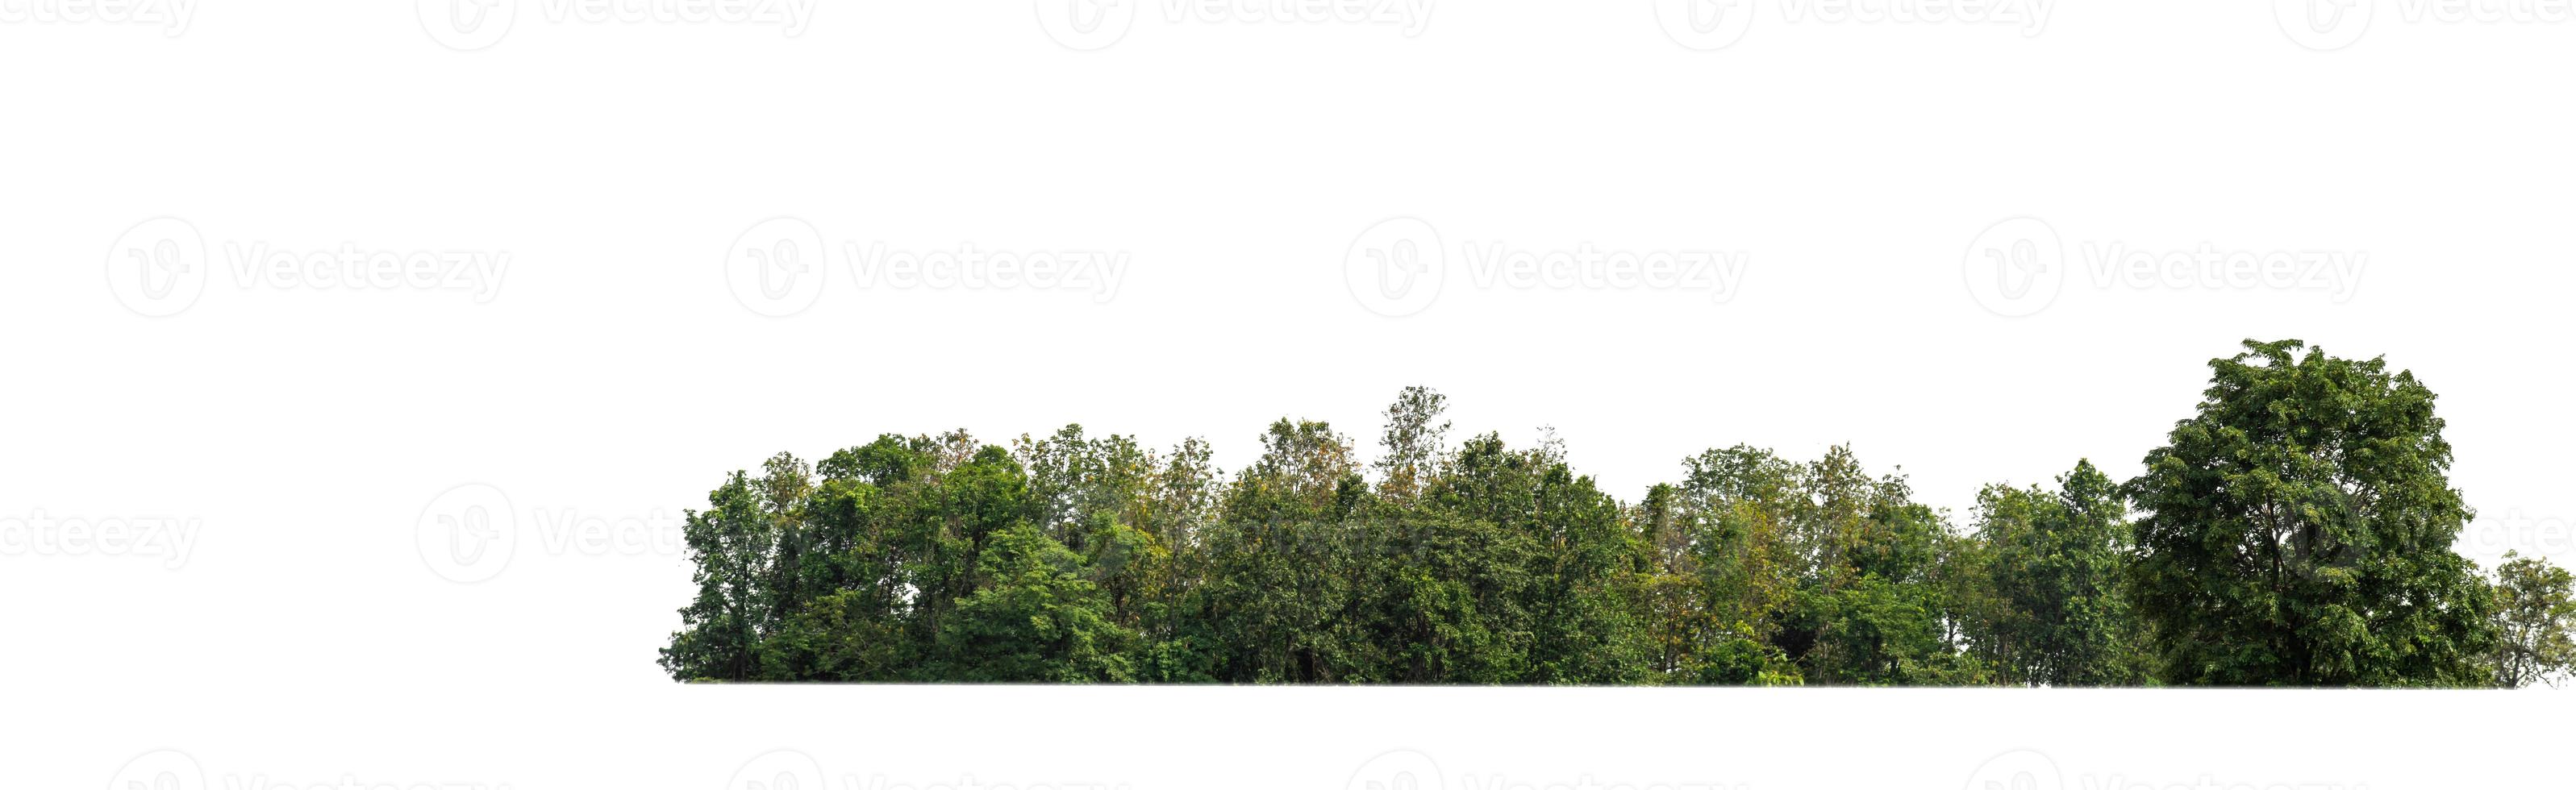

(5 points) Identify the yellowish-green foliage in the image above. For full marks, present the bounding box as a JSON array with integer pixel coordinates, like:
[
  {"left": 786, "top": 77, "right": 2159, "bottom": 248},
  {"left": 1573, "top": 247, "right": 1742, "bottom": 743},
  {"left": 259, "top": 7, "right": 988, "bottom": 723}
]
[{"left": 663, "top": 351, "right": 2549, "bottom": 687}]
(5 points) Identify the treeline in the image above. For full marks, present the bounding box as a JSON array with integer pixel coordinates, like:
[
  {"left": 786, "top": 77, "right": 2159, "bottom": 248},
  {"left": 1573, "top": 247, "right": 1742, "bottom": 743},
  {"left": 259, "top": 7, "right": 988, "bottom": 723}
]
[{"left": 659, "top": 340, "right": 2576, "bottom": 687}]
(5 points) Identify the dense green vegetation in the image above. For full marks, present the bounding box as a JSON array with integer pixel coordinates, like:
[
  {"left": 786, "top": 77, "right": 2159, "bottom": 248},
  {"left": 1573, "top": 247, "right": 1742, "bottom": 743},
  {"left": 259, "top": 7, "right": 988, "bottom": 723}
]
[{"left": 658, "top": 340, "right": 2574, "bottom": 687}]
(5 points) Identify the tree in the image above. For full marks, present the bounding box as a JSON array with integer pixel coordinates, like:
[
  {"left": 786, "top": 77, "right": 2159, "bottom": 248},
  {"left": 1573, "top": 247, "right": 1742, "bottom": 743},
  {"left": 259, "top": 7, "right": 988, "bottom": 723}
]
[
  {"left": 1658, "top": 446, "right": 1804, "bottom": 684},
  {"left": 1014, "top": 425, "right": 1159, "bottom": 551},
  {"left": 2488, "top": 551, "right": 2576, "bottom": 688},
  {"left": 1223, "top": 418, "right": 1360, "bottom": 525},
  {"left": 932, "top": 522, "right": 1136, "bottom": 682},
  {"left": 1375, "top": 385, "right": 1451, "bottom": 502},
  {"left": 1426, "top": 430, "right": 1648, "bottom": 683},
  {"left": 1148, "top": 436, "right": 1221, "bottom": 552},
  {"left": 1965, "top": 460, "right": 2146, "bottom": 686},
  {"left": 2126, "top": 339, "right": 2494, "bottom": 686},
  {"left": 658, "top": 471, "right": 769, "bottom": 681}
]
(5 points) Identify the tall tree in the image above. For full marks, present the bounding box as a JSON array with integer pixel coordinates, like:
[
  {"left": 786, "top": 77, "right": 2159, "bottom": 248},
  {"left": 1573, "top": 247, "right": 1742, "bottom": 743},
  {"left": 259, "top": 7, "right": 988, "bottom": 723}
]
[
  {"left": 659, "top": 471, "right": 769, "bottom": 681},
  {"left": 2126, "top": 339, "right": 2494, "bottom": 686},
  {"left": 1375, "top": 385, "right": 1452, "bottom": 503}
]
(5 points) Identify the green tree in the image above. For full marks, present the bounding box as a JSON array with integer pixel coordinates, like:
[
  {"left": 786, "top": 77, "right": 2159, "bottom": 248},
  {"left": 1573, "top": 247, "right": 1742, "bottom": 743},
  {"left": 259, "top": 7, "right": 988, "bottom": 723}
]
[
  {"left": 1426, "top": 430, "right": 1648, "bottom": 683},
  {"left": 1966, "top": 460, "right": 2147, "bottom": 686},
  {"left": 1657, "top": 446, "right": 1804, "bottom": 684},
  {"left": 2126, "top": 339, "right": 2494, "bottom": 686},
  {"left": 1374, "top": 385, "right": 1452, "bottom": 503},
  {"left": 932, "top": 522, "right": 1136, "bottom": 682},
  {"left": 658, "top": 471, "right": 769, "bottom": 681},
  {"left": 2487, "top": 551, "right": 2576, "bottom": 688}
]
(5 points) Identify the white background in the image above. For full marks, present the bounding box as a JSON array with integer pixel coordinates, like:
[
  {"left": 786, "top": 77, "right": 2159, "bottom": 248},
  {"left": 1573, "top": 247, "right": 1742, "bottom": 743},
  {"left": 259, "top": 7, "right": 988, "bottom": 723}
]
[{"left": 5, "top": 0, "right": 2572, "bottom": 788}]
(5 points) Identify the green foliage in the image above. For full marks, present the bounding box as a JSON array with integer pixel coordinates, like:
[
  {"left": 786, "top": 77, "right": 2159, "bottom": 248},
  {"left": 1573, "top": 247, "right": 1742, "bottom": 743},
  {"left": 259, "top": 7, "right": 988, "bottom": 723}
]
[
  {"left": 1960, "top": 461, "right": 2150, "bottom": 686},
  {"left": 932, "top": 522, "right": 1136, "bottom": 683},
  {"left": 2125, "top": 339, "right": 2496, "bottom": 686},
  {"left": 2488, "top": 551, "right": 2576, "bottom": 688},
  {"left": 661, "top": 352, "right": 2556, "bottom": 687}
]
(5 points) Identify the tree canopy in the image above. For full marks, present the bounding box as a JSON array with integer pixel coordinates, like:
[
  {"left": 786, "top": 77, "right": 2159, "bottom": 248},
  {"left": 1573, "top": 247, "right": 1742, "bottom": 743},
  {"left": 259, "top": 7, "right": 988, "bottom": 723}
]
[
  {"left": 2126, "top": 339, "right": 2496, "bottom": 685},
  {"left": 659, "top": 344, "right": 2570, "bottom": 687}
]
